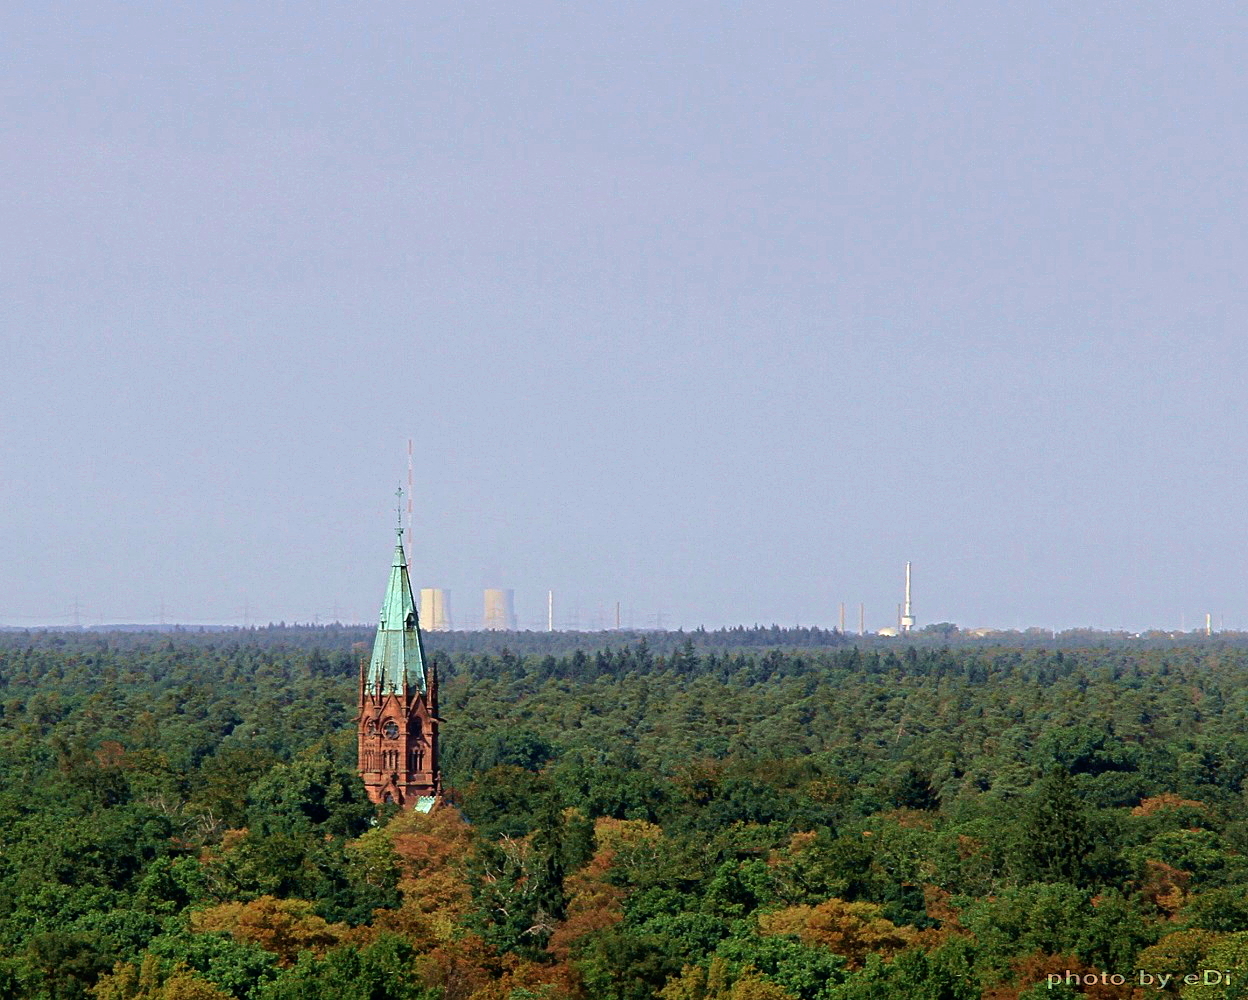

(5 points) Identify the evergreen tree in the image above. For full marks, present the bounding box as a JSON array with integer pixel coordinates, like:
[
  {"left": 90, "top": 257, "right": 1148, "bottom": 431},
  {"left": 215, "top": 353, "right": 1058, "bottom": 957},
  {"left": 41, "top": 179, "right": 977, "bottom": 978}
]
[{"left": 1018, "top": 767, "right": 1094, "bottom": 885}]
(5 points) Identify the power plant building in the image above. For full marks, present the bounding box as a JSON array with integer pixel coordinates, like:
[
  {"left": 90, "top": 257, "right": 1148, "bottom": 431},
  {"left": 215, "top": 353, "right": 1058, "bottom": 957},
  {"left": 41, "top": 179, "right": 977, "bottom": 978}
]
[
  {"left": 419, "top": 588, "right": 452, "bottom": 631},
  {"left": 483, "top": 588, "right": 516, "bottom": 630}
]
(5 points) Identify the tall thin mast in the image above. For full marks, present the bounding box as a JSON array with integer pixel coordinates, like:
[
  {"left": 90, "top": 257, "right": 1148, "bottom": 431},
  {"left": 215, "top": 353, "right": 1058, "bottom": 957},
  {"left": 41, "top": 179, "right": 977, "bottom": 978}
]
[
  {"left": 901, "top": 562, "right": 914, "bottom": 633},
  {"left": 406, "top": 440, "right": 414, "bottom": 563}
]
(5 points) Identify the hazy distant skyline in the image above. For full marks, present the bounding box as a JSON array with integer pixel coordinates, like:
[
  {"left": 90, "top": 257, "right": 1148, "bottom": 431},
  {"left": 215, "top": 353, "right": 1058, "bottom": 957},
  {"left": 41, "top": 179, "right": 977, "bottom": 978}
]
[{"left": 3, "top": 4, "right": 1247, "bottom": 633}]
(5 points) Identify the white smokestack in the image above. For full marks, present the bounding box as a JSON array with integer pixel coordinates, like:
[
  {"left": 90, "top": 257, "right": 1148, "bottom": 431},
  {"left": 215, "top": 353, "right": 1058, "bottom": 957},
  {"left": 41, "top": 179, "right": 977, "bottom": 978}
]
[{"left": 901, "top": 561, "right": 915, "bottom": 632}]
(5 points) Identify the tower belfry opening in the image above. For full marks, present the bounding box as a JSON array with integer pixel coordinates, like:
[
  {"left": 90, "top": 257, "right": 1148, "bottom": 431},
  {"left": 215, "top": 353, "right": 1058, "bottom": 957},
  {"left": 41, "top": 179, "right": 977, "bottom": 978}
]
[{"left": 356, "top": 514, "right": 441, "bottom": 811}]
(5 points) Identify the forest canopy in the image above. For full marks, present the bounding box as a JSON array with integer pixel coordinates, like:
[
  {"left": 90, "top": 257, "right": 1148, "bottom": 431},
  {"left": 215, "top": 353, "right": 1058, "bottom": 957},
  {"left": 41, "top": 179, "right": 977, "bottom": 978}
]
[{"left": 1, "top": 626, "right": 1247, "bottom": 999}]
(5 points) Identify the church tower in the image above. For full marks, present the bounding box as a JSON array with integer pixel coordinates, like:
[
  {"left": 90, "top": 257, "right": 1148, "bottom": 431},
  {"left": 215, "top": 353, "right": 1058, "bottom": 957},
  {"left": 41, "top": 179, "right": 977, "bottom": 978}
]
[{"left": 357, "top": 522, "right": 440, "bottom": 811}]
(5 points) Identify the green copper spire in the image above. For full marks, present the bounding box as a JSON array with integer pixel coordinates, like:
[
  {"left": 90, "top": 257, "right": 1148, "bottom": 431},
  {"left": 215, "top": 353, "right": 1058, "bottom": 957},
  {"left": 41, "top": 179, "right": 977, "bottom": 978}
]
[{"left": 364, "top": 524, "right": 428, "bottom": 694}]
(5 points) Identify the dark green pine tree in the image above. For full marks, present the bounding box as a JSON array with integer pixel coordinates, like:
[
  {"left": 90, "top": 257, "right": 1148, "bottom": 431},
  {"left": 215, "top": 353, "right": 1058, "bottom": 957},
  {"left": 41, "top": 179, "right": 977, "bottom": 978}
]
[
  {"left": 892, "top": 765, "right": 941, "bottom": 811},
  {"left": 529, "top": 792, "right": 569, "bottom": 925},
  {"left": 1020, "top": 766, "right": 1095, "bottom": 885}
]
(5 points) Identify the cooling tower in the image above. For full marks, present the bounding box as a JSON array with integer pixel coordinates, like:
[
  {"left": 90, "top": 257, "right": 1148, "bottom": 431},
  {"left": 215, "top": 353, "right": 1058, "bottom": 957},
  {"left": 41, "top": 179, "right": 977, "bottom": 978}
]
[
  {"left": 483, "top": 588, "right": 516, "bottom": 630},
  {"left": 419, "top": 588, "right": 452, "bottom": 631}
]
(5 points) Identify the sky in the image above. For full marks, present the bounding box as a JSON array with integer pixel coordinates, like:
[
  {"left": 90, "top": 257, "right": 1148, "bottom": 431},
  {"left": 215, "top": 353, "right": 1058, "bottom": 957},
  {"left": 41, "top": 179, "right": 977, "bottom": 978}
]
[{"left": 2, "top": 3, "right": 1246, "bottom": 632}]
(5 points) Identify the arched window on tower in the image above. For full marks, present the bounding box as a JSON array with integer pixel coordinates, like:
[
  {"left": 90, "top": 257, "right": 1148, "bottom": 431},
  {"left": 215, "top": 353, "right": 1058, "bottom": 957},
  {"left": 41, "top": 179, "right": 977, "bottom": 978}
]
[{"left": 413, "top": 717, "right": 423, "bottom": 740}]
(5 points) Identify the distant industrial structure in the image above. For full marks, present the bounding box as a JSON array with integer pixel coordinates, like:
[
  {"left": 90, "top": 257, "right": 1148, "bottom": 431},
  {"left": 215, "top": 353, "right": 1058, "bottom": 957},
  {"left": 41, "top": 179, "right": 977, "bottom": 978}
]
[
  {"left": 410, "top": 553, "right": 916, "bottom": 636},
  {"left": 418, "top": 588, "right": 452, "bottom": 631},
  {"left": 900, "top": 562, "right": 915, "bottom": 633},
  {"left": 483, "top": 588, "right": 516, "bottom": 630}
]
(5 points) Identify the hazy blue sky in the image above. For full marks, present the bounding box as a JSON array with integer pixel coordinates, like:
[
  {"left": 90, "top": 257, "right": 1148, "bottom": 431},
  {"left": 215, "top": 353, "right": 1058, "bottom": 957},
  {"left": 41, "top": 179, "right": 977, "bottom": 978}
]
[{"left": 3, "top": 3, "right": 1245, "bottom": 631}]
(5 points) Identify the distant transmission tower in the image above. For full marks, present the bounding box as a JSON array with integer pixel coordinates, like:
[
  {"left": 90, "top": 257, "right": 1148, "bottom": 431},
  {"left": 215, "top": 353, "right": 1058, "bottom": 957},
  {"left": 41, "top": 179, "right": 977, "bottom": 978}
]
[
  {"left": 406, "top": 439, "right": 415, "bottom": 563},
  {"left": 901, "top": 562, "right": 915, "bottom": 632}
]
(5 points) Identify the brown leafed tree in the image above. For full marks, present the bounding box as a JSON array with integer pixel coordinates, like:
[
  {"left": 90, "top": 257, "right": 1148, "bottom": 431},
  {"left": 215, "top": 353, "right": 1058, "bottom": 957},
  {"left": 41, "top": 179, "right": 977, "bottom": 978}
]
[
  {"left": 547, "top": 816, "right": 659, "bottom": 962},
  {"left": 757, "top": 898, "right": 915, "bottom": 969},
  {"left": 190, "top": 896, "right": 347, "bottom": 967}
]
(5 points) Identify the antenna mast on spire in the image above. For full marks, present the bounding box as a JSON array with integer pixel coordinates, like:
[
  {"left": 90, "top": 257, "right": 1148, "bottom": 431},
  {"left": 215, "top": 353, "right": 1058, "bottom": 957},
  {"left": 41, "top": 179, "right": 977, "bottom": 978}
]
[{"left": 406, "top": 439, "right": 415, "bottom": 561}]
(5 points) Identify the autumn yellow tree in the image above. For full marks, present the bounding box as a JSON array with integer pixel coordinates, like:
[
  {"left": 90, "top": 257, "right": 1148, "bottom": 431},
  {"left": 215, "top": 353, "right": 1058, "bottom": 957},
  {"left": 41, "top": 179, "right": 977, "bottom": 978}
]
[
  {"left": 757, "top": 898, "right": 914, "bottom": 968},
  {"left": 92, "top": 955, "right": 236, "bottom": 1000},
  {"left": 191, "top": 896, "right": 348, "bottom": 966},
  {"left": 660, "top": 957, "right": 798, "bottom": 1000}
]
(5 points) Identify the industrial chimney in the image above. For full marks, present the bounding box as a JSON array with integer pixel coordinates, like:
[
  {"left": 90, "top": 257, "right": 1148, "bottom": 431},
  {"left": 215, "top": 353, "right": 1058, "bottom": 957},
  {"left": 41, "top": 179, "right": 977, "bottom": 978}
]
[{"left": 900, "top": 562, "right": 915, "bottom": 633}]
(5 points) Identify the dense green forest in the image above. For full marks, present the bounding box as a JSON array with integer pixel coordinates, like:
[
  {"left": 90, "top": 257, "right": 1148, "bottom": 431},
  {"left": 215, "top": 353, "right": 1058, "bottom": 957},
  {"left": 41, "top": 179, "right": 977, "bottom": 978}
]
[{"left": 3, "top": 628, "right": 1248, "bottom": 999}]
